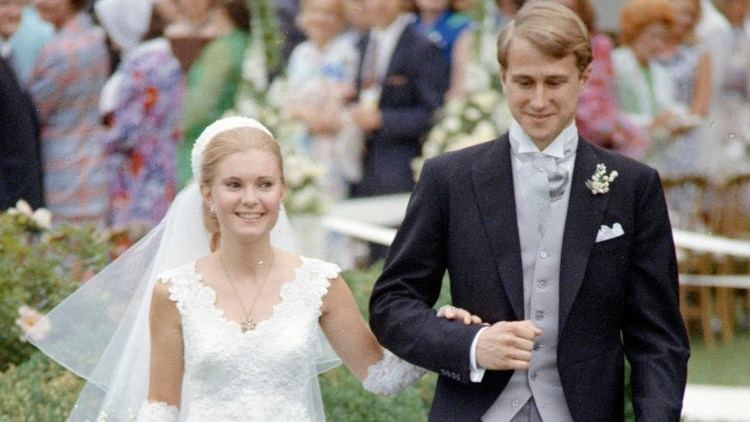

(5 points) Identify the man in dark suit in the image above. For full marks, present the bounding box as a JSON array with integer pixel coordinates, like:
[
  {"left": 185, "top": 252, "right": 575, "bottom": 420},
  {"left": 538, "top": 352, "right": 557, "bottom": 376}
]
[
  {"left": 349, "top": 0, "right": 449, "bottom": 197},
  {"left": 0, "top": 0, "right": 44, "bottom": 210},
  {"left": 369, "top": 2, "right": 689, "bottom": 421}
]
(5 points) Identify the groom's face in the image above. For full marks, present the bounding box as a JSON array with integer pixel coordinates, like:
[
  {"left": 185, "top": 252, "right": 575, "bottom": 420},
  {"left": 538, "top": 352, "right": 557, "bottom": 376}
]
[{"left": 500, "top": 36, "right": 589, "bottom": 150}]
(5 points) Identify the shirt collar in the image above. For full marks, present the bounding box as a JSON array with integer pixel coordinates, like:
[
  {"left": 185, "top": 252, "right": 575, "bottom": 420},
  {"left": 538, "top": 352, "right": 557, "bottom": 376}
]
[
  {"left": 509, "top": 119, "right": 578, "bottom": 159},
  {"left": 0, "top": 41, "right": 10, "bottom": 60},
  {"left": 372, "top": 13, "right": 412, "bottom": 41}
]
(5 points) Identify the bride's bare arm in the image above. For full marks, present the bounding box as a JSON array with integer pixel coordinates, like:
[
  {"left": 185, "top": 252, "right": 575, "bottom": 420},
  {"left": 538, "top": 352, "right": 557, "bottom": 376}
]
[
  {"left": 319, "top": 276, "right": 383, "bottom": 380},
  {"left": 319, "top": 276, "right": 482, "bottom": 382},
  {"left": 147, "top": 280, "right": 184, "bottom": 405}
]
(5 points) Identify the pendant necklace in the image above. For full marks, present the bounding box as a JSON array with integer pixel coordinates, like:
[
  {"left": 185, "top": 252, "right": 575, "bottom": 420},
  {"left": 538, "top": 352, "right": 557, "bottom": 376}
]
[{"left": 219, "top": 251, "right": 275, "bottom": 332}]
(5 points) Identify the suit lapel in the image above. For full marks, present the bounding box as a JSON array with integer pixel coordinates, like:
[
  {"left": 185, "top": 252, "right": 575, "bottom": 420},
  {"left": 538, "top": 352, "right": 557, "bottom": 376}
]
[
  {"left": 471, "top": 136, "right": 524, "bottom": 320},
  {"left": 381, "top": 26, "right": 410, "bottom": 90},
  {"left": 559, "top": 140, "right": 609, "bottom": 333}
]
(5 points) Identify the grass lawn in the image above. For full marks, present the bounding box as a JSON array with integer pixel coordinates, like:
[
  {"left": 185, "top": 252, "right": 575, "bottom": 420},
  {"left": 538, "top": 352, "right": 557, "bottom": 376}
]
[{"left": 687, "top": 333, "right": 750, "bottom": 386}]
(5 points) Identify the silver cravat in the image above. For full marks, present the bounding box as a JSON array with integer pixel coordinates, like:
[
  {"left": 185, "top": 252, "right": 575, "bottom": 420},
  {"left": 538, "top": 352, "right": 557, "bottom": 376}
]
[{"left": 526, "top": 153, "right": 569, "bottom": 235}]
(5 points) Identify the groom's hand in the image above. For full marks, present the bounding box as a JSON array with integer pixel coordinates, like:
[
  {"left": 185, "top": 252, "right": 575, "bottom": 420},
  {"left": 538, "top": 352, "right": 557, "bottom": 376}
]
[{"left": 476, "top": 320, "right": 542, "bottom": 371}]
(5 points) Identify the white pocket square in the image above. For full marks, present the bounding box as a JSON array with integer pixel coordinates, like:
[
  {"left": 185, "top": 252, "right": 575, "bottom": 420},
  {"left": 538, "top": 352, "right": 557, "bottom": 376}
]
[{"left": 595, "top": 223, "right": 624, "bottom": 243}]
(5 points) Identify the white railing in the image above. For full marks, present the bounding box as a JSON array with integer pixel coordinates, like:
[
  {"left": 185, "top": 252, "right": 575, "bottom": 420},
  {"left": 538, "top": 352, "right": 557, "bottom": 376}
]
[{"left": 320, "top": 195, "right": 750, "bottom": 288}]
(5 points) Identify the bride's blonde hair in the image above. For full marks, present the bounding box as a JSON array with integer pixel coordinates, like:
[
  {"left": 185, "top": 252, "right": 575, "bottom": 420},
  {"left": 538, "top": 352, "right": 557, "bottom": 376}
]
[{"left": 199, "top": 126, "right": 284, "bottom": 251}]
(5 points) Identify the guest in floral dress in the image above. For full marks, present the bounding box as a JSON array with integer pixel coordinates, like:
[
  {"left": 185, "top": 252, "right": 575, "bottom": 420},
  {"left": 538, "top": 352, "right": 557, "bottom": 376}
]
[
  {"left": 286, "top": 0, "right": 361, "bottom": 199},
  {"left": 95, "top": 0, "right": 184, "bottom": 232},
  {"left": 554, "top": 0, "right": 649, "bottom": 159},
  {"left": 652, "top": 0, "right": 713, "bottom": 176},
  {"left": 29, "top": 0, "right": 110, "bottom": 224}
]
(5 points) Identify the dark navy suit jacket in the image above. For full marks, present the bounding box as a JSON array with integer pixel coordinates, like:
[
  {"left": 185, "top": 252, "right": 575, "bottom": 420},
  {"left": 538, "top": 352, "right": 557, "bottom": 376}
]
[
  {"left": 353, "top": 23, "right": 449, "bottom": 196},
  {"left": 369, "top": 135, "right": 690, "bottom": 421},
  {"left": 0, "top": 56, "right": 44, "bottom": 210}
]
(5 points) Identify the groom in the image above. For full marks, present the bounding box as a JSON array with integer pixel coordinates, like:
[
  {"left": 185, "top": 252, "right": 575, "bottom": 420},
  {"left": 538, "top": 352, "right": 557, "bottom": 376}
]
[{"left": 369, "top": 2, "right": 689, "bottom": 421}]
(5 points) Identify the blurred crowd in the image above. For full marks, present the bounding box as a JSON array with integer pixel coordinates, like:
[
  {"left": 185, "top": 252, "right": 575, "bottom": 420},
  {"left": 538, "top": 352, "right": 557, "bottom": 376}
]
[{"left": 2, "top": 0, "right": 750, "bottom": 236}]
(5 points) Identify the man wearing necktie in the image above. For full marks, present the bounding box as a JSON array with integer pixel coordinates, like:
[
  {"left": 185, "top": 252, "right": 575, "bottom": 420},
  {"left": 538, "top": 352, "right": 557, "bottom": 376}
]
[
  {"left": 369, "top": 2, "right": 689, "bottom": 421},
  {"left": 349, "top": 0, "right": 449, "bottom": 197}
]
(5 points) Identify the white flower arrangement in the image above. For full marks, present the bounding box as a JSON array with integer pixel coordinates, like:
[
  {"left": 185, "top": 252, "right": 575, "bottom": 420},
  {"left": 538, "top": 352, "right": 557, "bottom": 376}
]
[
  {"left": 586, "top": 164, "right": 619, "bottom": 195},
  {"left": 412, "top": 90, "right": 512, "bottom": 179},
  {"left": 15, "top": 304, "right": 50, "bottom": 342},
  {"left": 283, "top": 153, "right": 328, "bottom": 215},
  {"left": 6, "top": 199, "right": 52, "bottom": 230}
]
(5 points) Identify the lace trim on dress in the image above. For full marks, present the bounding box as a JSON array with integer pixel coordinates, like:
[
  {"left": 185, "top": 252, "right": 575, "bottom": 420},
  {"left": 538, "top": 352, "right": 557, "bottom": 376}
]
[
  {"left": 298, "top": 257, "right": 340, "bottom": 319},
  {"left": 362, "top": 349, "right": 428, "bottom": 398},
  {"left": 136, "top": 400, "right": 178, "bottom": 422},
  {"left": 158, "top": 258, "right": 340, "bottom": 334}
]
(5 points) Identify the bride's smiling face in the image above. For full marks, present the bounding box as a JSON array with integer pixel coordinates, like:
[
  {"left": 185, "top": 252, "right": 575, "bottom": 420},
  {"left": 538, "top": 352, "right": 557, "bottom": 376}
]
[{"left": 205, "top": 150, "right": 285, "bottom": 241}]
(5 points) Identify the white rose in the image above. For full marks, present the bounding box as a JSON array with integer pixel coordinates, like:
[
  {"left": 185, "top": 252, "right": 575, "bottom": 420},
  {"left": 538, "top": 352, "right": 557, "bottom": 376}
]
[
  {"left": 443, "top": 116, "right": 462, "bottom": 133},
  {"left": 472, "top": 91, "right": 499, "bottom": 113},
  {"left": 290, "top": 185, "right": 319, "bottom": 213},
  {"left": 15, "top": 199, "right": 33, "bottom": 217},
  {"left": 445, "top": 98, "right": 464, "bottom": 115},
  {"left": 285, "top": 159, "right": 306, "bottom": 187},
  {"left": 465, "top": 63, "right": 491, "bottom": 92},
  {"left": 32, "top": 208, "right": 52, "bottom": 229},
  {"left": 15, "top": 305, "right": 50, "bottom": 342},
  {"left": 472, "top": 122, "right": 498, "bottom": 142},
  {"left": 464, "top": 107, "right": 482, "bottom": 122},
  {"left": 309, "top": 162, "right": 327, "bottom": 179},
  {"left": 428, "top": 128, "right": 447, "bottom": 144},
  {"left": 266, "top": 79, "right": 288, "bottom": 107}
]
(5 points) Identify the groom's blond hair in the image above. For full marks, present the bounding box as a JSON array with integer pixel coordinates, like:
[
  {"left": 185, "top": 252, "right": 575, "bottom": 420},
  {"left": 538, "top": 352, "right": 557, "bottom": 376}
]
[{"left": 497, "top": 1, "right": 592, "bottom": 75}]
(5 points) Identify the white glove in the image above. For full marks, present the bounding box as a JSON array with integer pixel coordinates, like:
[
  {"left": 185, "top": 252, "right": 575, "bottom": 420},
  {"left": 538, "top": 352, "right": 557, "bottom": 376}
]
[
  {"left": 136, "top": 401, "right": 178, "bottom": 422},
  {"left": 362, "top": 349, "right": 427, "bottom": 398}
]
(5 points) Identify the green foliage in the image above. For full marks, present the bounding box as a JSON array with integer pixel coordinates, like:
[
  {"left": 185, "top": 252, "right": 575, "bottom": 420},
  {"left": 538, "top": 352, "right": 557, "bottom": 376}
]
[
  {"left": 688, "top": 334, "right": 750, "bottom": 386},
  {"left": 0, "top": 352, "right": 83, "bottom": 421},
  {"left": 320, "top": 368, "right": 433, "bottom": 421},
  {"left": 246, "top": 0, "right": 283, "bottom": 72},
  {"left": 0, "top": 209, "right": 111, "bottom": 371}
]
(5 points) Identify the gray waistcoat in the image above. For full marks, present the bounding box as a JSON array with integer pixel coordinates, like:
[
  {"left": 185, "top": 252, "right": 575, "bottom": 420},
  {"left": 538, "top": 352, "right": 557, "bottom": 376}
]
[{"left": 482, "top": 155, "right": 574, "bottom": 422}]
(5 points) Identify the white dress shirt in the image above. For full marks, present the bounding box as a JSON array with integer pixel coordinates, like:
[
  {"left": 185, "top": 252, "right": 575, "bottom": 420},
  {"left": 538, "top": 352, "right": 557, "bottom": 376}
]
[{"left": 366, "top": 13, "right": 413, "bottom": 85}]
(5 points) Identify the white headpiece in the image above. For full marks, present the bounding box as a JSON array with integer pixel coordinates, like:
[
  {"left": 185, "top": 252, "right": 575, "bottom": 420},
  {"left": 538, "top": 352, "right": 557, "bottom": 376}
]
[
  {"left": 94, "top": 0, "right": 154, "bottom": 53},
  {"left": 31, "top": 117, "right": 339, "bottom": 421},
  {"left": 191, "top": 116, "right": 274, "bottom": 183}
]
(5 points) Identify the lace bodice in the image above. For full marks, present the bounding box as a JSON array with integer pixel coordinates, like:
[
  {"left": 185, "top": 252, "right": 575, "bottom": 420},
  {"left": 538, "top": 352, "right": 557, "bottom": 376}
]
[{"left": 158, "top": 257, "right": 340, "bottom": 421}]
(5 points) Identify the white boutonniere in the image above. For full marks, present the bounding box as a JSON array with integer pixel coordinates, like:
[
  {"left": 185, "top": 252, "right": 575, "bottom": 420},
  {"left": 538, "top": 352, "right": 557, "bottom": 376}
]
[{"left": 586, "top": 164, "right": 618, "bottom": 195}]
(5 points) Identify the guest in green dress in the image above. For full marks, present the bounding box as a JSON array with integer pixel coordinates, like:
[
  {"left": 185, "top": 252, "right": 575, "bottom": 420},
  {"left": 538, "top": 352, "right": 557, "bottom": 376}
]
[{"left": 177, "top": 0, "right": 250, "bottom": 187}]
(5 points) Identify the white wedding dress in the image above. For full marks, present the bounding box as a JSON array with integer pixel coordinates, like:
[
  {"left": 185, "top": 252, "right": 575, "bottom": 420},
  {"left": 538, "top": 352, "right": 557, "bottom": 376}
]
[{"left": 146, "top": 256, "right": 341, "bottom": 421}]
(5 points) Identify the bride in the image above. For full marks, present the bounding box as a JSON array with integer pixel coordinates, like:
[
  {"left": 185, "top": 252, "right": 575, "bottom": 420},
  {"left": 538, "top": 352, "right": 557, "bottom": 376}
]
[{"left": 31, "top": 117, "right": 479, "bottom": 421}]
